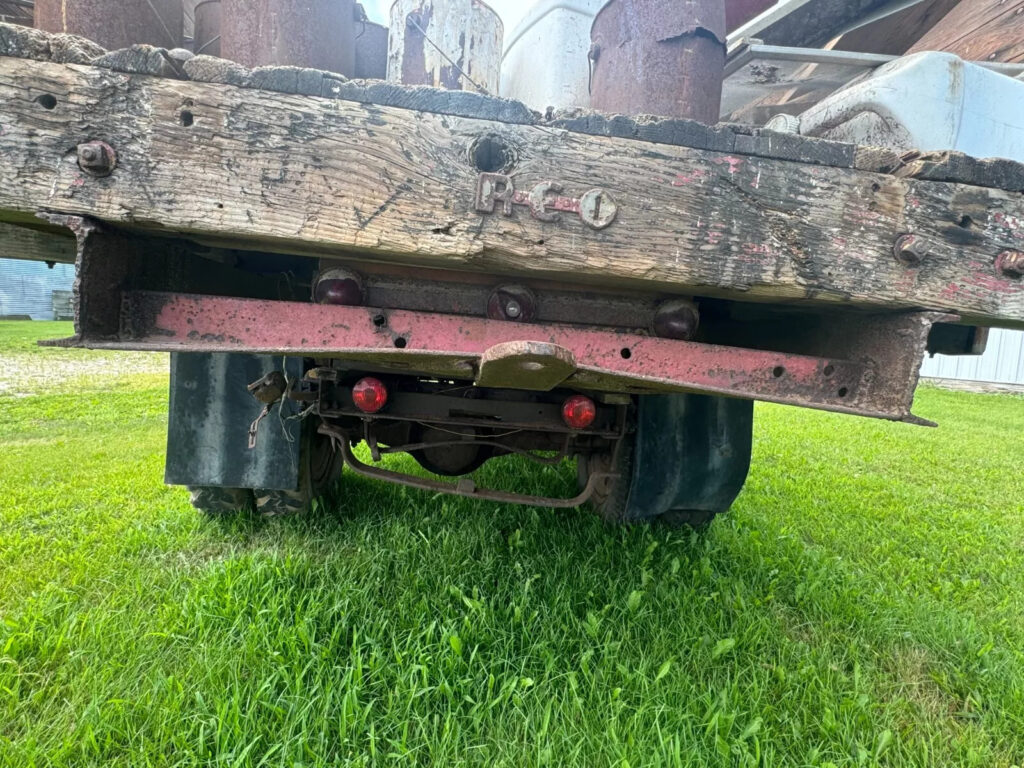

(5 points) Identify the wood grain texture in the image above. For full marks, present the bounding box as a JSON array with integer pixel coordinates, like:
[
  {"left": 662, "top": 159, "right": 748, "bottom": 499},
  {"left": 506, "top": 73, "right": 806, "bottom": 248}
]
[
  {"left": 831, "top": 0, "right": 961, "bottom": 55},
  {"left": 909, "top": 0, "right": 1024, "bottom": 62},
  {"left": 0, "top": 222, "right": 75, "bottom": 263},
  {"left": 729, "top": 0, "right": 893, "bottom": 47},
  {"left": 0, "top": 57, "right": 1022, "bottom": 328}
]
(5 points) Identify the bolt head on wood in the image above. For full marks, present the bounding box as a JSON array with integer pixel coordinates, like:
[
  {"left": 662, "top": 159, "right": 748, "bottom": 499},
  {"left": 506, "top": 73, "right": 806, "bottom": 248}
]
[
  {"left": 893, "top": 234, "right": 925, "bottom": 268},
  {"left": 996, "top": 250, "right": 1024, "bottom": 280},
  {"left": 76, "top": 141, "right": 117, "bottom": 176}
]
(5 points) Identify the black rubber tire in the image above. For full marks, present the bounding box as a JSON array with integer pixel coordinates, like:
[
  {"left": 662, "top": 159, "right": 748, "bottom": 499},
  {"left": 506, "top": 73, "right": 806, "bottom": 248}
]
[
  {"left": 578, "top": 442, "right": 633, "bottom": 525},
  {"left": 254, "top": 423, "right": 342, "bottom": 517},
  {"left": 578, "top": 444, "right": 721, "bottom": 530},
  {"left": 188, "top": 486, "right": 254, "bottom": 515}
]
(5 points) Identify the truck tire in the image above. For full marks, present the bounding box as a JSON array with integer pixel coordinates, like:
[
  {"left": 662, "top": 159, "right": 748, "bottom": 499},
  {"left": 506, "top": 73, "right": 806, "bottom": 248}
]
[
  {"left": 579, "top": 394, "right": 753, "bottom": 528},
  {"left": 188, "top": 486, "right": 254, "bottom": 515},
  {"left": 254, "top": 424, "right": 341, "bottom": 517}
]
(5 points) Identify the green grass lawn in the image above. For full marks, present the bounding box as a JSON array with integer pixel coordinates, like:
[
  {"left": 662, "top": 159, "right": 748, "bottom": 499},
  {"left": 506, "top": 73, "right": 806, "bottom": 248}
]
[{"left": 1, "top": 321, "right": 1023, "bottom": 767}]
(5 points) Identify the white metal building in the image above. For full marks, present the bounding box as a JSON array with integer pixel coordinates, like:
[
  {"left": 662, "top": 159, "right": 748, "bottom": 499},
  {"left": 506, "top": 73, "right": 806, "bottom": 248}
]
[
  {"left": 922, "top": 331, "right": 1024, "bottom": 386},
  {"left": 0, "top": 257, "right": 75, "bottom": 319}
]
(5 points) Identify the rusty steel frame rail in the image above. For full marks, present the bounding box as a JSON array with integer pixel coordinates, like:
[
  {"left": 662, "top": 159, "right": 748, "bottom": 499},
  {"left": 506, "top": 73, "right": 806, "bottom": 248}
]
[{"left": 49, "top": 289, "right": 946, "bottom": 424}]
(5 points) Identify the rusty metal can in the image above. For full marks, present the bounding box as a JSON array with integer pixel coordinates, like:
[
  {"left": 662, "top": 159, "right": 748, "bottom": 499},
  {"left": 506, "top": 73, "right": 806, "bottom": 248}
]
[
  {"left": 590, "top": 0, "right": 726, "bottom": 124},
  {"left": 219, "top": 0, "right": 356, "bottom": 75},
  {"left": 387, "top": 0, "right": 503, "bottom": 92},
  {"left": 193, "top": 0, "right": 222, "bottom": 56},
  {"left": 34, "top": 0, "right": 184, "bottom": 49},
  {"left": 355, "top": 16, "right": 389, "bottom": 80}
]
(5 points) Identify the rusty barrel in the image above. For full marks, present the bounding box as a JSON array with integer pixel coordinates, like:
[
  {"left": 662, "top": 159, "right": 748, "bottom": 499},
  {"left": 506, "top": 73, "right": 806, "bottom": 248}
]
[
  {"left": 193, "top": 0, "right": 222, "bottom": 56},
  {"left": 34, "top": 0, "right": 184, "bottom": 49},
  {"left": 387, "top": 0, "right": 503, "bottom": 92},
  {"left": 355, "top": 16, "right": 389, "bottom": 80},
  {"left": 219, "top": 0, "right": 356, "bottom": 75},
  {"left": 590, "top": 0, "right": 726, "bottom": 124}
]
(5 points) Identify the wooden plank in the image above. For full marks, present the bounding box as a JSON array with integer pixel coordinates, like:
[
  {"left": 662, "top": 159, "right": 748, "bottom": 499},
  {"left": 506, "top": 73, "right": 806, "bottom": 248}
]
[
  {"left": 0, "top": 222, "right": 76, "bottom": 263},
  {"left": 727, "top": 0, "right": 893, "bottom": 48},
  {"left": 830, "top": 0, "right": 961, "bottom": 55},
  {"left": 0, "top": 57, "right": 1022, "bottom": 328},
  {"left": 909, "top": 0, "right": 1024, "bottom": 63}
]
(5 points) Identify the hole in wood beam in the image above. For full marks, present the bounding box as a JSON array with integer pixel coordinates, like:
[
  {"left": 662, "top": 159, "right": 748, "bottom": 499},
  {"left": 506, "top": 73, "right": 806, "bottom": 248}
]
[
  {"left": 823, "top": 364, "right": 835, "bottom": 377},
  {"left": 772, "top": 366, "right": 785, "bottom": 378},
  {"left": 838, "top": 387, "right": 849, "bottom": 398},
  {"left": 35, "top": 94, "right": 57, "bottom": 110},
  {"left": 180, "top": 110, "right": 195, "bottom": 127},
  {"left": 957, "top": 214, "right": 975, "bottom": 230},
  {"left": 394, "top": 337, "right": 408, "bottom": 349},
  {"left": 620, "top": 348, "right": 632, "bottom": 360},
  {"left": 469, "top": 134, "right": 517, "bottom": 173}
]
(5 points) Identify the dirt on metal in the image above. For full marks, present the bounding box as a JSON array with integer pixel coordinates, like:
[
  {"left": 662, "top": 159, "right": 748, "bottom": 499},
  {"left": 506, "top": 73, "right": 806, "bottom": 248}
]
[
  {"left": 219, "top": 0, "right": 355, "bottom": 75},
  {"left": 387, "top": 0, "right": 503, "bottom": 92},
  {"left": 590, "top": 0, "right": 726, "bottom": 124},
  {"left": 34, "top": 0, "right": 183, "bottom": 49}
]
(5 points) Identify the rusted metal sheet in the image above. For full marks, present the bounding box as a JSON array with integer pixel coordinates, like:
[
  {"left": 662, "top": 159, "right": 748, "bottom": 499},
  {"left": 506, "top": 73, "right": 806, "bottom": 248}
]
[
  {"left": 387, "top": 0, "right": 503, "bottom": 92},
  {"left": 220, "top": 0, "right": 355, "bottom": 75},
  {"left": 590, "top": 0, "right": 726, "bottom": 123},
  {"left": 355, "top": 12, "right": 388, "bottom": 80},
  {"left": 69, "top": 289, "right": 942, "bottom": 424},
  {"left": 193, "top": 0, "right": 221, "bottom": 56},
  {"left": 34, "top": 0, "right": 183, "bottom": 49}
]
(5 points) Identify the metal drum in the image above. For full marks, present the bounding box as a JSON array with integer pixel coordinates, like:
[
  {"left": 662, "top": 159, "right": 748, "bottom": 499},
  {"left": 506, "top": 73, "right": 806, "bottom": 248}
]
[
  {"left": 387, "top": 0, "right": 503, "bottom": 92},
  {"left": 590, "top": 0, "right": 726, "bottom": 124},
  {"left": 193, "top": 0, "right": 222, "bottom": 56},
  {"left": 219, "top": 0, "right": 356, "bottom": 75},
  {"left": 34, "top": 0, "right": 184, "bottom": 50},
  {"left": 354, "top": 14, "right": 389, "bottom": 80}
]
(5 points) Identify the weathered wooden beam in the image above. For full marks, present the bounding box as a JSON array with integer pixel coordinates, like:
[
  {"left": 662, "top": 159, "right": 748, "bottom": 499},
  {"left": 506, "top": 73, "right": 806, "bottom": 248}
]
[
  {"left": 727, "top": 0, "right": 893, "bottom": 48},
  {"left": 909, "top": 0, "right": 1024, "bottom": 63},
  {"left": 0, "top": 56, "right": 1022, "bottom": 328},
  {"left": 0, "top": 222, "right": 76, "bottom": 263}
]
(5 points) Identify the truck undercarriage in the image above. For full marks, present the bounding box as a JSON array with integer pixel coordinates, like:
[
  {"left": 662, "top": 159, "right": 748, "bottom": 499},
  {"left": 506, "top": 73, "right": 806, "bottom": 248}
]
[{"left": 2, "top": 17, "right": 1022, "bottom": 524}]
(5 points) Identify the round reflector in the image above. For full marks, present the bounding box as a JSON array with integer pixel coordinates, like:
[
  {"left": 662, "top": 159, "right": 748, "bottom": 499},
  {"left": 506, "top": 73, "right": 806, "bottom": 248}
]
[
  {"left": 352, "top": 377, "right": 388, "bottom": 413},
  {"left": 562, "top": 394, "right": 597, "bottom": 430}
]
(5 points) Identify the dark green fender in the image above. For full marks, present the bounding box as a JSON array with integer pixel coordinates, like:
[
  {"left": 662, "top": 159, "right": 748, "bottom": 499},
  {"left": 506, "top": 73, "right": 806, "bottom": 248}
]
[{"left": 624, "top": 395, "right": 754, "bottom": 521}]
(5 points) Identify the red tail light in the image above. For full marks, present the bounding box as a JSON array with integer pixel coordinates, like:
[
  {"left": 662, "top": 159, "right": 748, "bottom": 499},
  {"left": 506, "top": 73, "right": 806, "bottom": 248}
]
[
  {"left": 352, "top": 377, "right": 388, "bottom": 413},
  {"left": 562, "top": 395, "right": 597, "bottom": 430}
]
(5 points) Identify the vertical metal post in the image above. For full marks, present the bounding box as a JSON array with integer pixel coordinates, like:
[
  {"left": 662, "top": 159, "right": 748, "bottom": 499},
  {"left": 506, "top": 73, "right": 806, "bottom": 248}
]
[
  {"left": 34, "top": 0, "right": 184, "bottom": 50},
  {"left": 219, "top": 0, "right": 356, "bottom": 76},
  {"left": 590, "top": 0, "right": 726, "bottom": 124}
]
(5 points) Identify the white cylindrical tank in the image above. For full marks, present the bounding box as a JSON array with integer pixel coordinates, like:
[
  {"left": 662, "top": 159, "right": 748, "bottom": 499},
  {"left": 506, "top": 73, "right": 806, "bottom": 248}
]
[
  {"left": 500, "top": 0, "right": 606, "bottom": 111},
  {"left": 796, "top": 52, "right": 1024, "bottom": 163},
  {"left": 387, "top": 0, "right": 503, "bottom": 92}
]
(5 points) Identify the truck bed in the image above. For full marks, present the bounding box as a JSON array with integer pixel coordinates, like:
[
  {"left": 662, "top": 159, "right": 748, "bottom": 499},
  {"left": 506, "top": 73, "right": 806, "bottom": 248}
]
[{"left": 1, "top": 23, "right": 1022, "bottom": 329}]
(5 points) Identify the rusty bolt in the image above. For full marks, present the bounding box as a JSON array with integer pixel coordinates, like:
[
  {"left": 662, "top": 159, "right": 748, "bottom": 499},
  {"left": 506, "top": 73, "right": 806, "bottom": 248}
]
[
  {"left": 893, "top": 234, "right": 925, "bottom": 268},
  {"left": 76, "top": 141, "right": 116, "bottom": 177},
  {"left": 487, "top": 284, "right": 537, "bottom": 323},
  {"left": 653, "top": 299, "right": 700, "bottom": 341},
  {"left": 995, "top": 250, "right": 1024, "bottom": 280}
]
